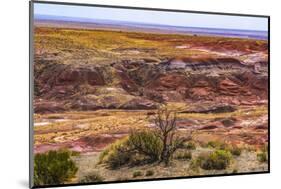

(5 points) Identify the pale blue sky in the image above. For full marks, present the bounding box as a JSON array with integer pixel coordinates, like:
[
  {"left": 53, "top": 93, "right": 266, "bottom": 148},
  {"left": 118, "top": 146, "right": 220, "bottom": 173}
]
[{"left": 34, "top": 2, "right": 268, "bottom": 31}]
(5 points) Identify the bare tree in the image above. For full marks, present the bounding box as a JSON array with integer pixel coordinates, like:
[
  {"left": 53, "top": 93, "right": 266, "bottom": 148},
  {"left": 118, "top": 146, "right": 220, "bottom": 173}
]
[{"left": 152, "top": 106, "right": 191, "bottom": 165}]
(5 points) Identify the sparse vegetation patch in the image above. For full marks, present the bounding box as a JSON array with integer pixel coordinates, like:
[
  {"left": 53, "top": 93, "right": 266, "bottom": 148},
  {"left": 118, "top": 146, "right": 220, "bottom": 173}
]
[
  {"left": 194, "top": 150, "right": 232, "bottom": 170},
  {"left": 34, "top": 150, "right": 78, "bottom": 185},
  {"left": 80, "top": 173, "right": 104, "bottom": 183}
]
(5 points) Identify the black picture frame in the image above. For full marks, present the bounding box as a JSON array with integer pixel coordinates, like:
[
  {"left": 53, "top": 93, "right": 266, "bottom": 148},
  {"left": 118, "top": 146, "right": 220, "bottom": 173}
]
[{"left": 29, "top": 1, "right": 270, "bottom": 188}]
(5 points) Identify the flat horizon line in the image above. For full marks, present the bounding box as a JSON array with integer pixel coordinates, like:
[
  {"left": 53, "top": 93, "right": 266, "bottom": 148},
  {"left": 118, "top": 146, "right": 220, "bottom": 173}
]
[{"left": 34, "top": 14, "right": 268, "bottom": 33}]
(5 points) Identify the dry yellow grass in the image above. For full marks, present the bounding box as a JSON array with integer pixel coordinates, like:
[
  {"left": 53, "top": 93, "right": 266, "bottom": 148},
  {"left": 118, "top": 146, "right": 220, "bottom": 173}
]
[
  {"left": 35, "top": 27, "right": 266, "bottom": 66},
  {"left": 34, "top": 103, "right": 267, "bottom": 147}
]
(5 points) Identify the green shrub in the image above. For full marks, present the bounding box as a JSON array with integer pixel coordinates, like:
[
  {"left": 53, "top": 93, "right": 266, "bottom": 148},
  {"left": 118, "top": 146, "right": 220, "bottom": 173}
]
[
  {"left": 99, "top": 137, "right": 132, "bottom": 169},
  {"left": 207, "top": 141, "right": 222, "bottom": 148},
  {"left": 175, "top": 151, "right": 192, "bottom": 160},
  {"left": 100, "top": 107, "right": 188, "bottom": 166},
  {"left": 197, "top": 150, "right": 232, "bottom": 170},
  {"left": 80, "top": 173, "right": 104, "bottom": 183},
  {"left": 132, "top": 170, "right": 143, "bottom": 178},
  {"left": 257, "top": 144, "right": 268, "bottom": 163},
  {"left": 145, "top": 170, "right": 154, "bottom": 176},
  {"left": 99, "top": 138, "right": 129, "bottom": 163},
  {"left": 34, "top": 150, "right": 78, "bottom": 185},
  {"left": 128, "top": 131, "right": 163, "bottom": 162},
  {"left": 189, "top": 158, "right": 201, "bottom": 173},
  {"left": 70, "top": 151, "right": 81, "bottom": 156},
  {"left": 257, "top": 151, "right": 268, "bottom": 162},
  {"left": 183, "top": 142, "right": 196, "bottom": 150},
  {"left": 219, "top": 143, "right": 231, "bottom": 151},
  {"left": 107, "top": 148, "right": 132, "bottom": 169},
  {"left": 230, "top": 146, "right": 242, "bottom": 156},
  {"left": 207, "top": 141, "right": 231, "bottom": 151},
  {"left": 99, "top": 131, "right": 164, "bottom": 169},
  {"left": 261, "top": 144, "right": 268, "bottom": 152}
]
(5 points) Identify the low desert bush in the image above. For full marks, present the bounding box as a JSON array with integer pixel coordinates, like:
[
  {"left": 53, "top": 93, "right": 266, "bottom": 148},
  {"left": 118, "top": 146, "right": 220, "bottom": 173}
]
[
  {"left": 196, "top": 150, "right": 232, "bottom": 170},
  {"left": 107, "top": 148, "right": 132, "bottom": 169},
  {"left": 257, "top": 144, "right": 268, "bottom": 163},
  {"left": 189, "top": 158, "right": 200, "bottom": 172},
  {"left": 34, "top": 150, "right": 78, "bottom": 185},
  {"left": 132, "top": 170, "right": 143, "bottom": 178},
  {"left": 207, "top": 141, "right": 223, "bottom": 149},
  {"left": 98, "top": 137, "right": 128, "bottom": 163},
  {"left": 99, "top": 106, "right": 188, "bottom": 167},
  {"left": 128, "top": 131, "right": 163, "bottom": 162},
  {"left": 207, "top": 141, "right": 231, "bottom": 151},
  {"left": 218, "top": 144, "right": 230, "bottom": 150},
  {"left": 99, "top": 131, "right": 163, "bottom": 169},
  {"left": 257, "top": 151, "right": 268, "bottom": 162},
  {"left": 98, "top": 137, "right": 132, "bottom": 169},
  {"left": 145, "top": 170, "right": 154, "bottom": 176},
  {"left": 183, "top": 141, "right": 196, "bottom": 150},
  {"left": 229, "top": 146, "right": 242, "bottom": 156},
  {"left": 70, "top": 151, "right": 81, "bottom": 156},
  {"left": 175, "top": 151, "right": 192, "bottom": 160},
  {"left": 80, "top": 173, "right": 104, "bottom": 183},
  {"left": 261, "top": 144, "right": 268, "bottom": 152}
]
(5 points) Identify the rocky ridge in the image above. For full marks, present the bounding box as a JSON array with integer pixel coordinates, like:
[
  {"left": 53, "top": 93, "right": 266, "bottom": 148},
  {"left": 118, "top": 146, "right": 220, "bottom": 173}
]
[{"left": 34, "top": 56, "right": 268, "bottom": 113}]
